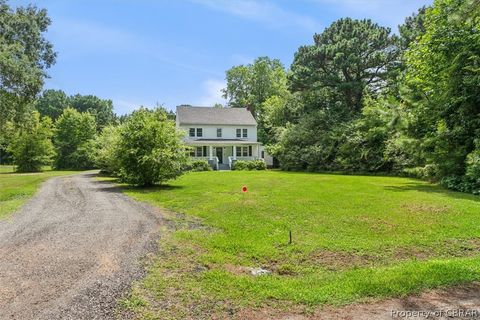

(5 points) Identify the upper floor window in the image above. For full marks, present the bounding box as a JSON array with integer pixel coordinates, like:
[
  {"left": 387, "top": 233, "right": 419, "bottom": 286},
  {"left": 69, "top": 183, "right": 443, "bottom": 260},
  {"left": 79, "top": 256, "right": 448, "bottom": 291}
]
[
  {"left": 236, "top": 128, "right": 241, "bottom": 138},
  {"left": 217, "top": 128, "right": 222, "bottom": 138},
  {"left": 243, "top": 129, "right": 248, "bottom": 138},
  {"left": 196, "top": 128, "right": 203, "bottom": 137},
  {"left": 189, "top": 128, "right": 195, "bottom": 137}
]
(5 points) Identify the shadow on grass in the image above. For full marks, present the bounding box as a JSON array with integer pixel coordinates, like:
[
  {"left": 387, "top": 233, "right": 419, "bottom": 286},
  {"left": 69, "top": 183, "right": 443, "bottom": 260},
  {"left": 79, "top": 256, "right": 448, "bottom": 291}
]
[
  {"left": 93, "top": 174, "right": 184, "bottom": 195},
  {"left": 384, "top": 183, "right": 480, "bottom": 202}
]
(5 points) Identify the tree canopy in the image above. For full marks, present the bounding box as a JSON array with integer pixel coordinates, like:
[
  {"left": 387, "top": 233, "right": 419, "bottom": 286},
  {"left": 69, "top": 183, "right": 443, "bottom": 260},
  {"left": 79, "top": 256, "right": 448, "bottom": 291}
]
[{"left": 0, "top": 1, "right": 55, "bottom": 128}]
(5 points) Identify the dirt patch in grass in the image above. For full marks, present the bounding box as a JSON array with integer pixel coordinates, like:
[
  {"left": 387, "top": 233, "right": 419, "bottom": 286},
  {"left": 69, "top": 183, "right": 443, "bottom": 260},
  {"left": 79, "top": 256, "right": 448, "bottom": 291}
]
[
  {"left": 401, "top": 203, "right": 450, "bottom": 214},
  {"left": 234, "top": 282, "right": 480, "bottom": 319},
  {"left": 308, "top": 249, "right": 378, "bottom": 271}
]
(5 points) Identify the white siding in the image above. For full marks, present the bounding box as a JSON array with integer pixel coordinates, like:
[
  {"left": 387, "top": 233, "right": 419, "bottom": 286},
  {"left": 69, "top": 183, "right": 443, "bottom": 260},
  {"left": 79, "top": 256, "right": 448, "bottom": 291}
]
[{"left": 178, "top": 124, "right": 258, "bottom": 142}]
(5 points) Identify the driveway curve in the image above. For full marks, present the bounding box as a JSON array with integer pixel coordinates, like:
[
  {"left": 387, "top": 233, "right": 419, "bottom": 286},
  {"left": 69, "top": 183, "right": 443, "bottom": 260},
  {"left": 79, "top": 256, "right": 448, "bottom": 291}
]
[{"left": 0, "top": 172, "right": 162, "bottom": 320}]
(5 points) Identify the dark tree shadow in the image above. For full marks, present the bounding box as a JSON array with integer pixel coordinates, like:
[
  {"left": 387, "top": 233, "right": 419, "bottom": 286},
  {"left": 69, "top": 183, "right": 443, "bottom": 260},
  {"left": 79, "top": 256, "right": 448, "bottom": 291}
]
[
  {"left": 92, "top": 173, "right": 184, "bottom": 195},
  {"left": 384, "top": 183, "right": 480, "bottom": 203}
]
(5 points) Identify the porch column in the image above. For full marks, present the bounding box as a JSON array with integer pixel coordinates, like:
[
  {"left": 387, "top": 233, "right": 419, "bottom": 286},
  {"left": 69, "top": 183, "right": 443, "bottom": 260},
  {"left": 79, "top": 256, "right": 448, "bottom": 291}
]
[
  {"left": 233, "top": 145, "right": 237, "bottom": 160},
  {"left": 209, "top": 145, "right": 213, "bottom": 160}
]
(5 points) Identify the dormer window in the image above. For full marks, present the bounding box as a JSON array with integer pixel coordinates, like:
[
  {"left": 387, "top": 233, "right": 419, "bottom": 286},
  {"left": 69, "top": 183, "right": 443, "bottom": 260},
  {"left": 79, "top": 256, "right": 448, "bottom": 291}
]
[
  {"left": 217, "top": 128, "right": 222, "bottom": 138},
  {"left": 236, "top": 128, "right": 241, "bottom": 138},
  {"left": 189, "top": 128, "right": 195, "bottom": 137},
  {"left": 243, "top": 129, "right": 248, "bottom": 138},
  {"left": 196, "top": 128, "right": 203, "bottom": 137}
]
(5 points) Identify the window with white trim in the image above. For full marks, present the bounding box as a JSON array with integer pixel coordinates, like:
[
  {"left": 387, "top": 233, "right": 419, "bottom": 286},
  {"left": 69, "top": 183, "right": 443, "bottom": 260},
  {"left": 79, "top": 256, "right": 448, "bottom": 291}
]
[
  {"left": 196, "top": 128, "right": 203, "bottom": 137},
  {"left": 242, "top": 128, "right": 248, "bottom": 138},
  {"left": 189, "top": 128, "right": 195, "bottom": 137},
  {"left": 217, "top": 128, "right": 222, "bottom": 137},
  {"left": 236, "top": 128, "right": 241, "bottom": 138},
  {"left": 236, "top": 146, "right": 252, "bottom": 157}
]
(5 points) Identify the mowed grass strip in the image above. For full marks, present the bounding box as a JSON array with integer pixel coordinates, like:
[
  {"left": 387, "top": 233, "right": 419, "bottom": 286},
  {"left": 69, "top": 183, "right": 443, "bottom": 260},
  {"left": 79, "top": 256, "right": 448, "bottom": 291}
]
[
  {"left": 0, "top": 166, "right": 78, "bottom": 219},
  {"left": 121, "top": 171, "right": 480, "bottom": 316}
]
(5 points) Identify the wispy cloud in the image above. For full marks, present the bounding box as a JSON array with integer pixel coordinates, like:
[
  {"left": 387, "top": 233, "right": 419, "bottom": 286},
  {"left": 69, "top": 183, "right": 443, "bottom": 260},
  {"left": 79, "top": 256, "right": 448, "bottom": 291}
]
[
  {"left": 51, "top": 18, "right": 221, "bottom": 76},
  {"left": 197, "top": 79, "right": 226, "bottom": 106},
  {"left": 51, "top": 19, "right": 136, "bottom": 52},
  {"left": 191, "top": 0, "right": 321, "bottom": 32}
]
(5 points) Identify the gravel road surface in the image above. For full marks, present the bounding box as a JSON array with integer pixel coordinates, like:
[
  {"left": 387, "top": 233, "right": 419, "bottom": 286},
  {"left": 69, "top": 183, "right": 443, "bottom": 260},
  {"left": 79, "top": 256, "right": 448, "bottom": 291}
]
[{"left": 0, "top": 172, "right": 162, "bottom": 320}]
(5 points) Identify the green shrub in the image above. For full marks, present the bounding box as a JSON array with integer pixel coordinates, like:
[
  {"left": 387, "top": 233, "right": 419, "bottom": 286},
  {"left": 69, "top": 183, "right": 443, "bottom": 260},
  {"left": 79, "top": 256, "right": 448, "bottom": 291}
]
[
  {"left": 402, "top": 164, "right": 438, "bottom": 180},
  {"left": 466, "top": 147, "right": 480, "bottom": 184},
  {"left": 184, "top": 160, "right": 212, "bottom": 172},
  {"left": 233, "top": 159, "right": 267, "bottom": 171},
  {"left": 8, "top": 111, "right": 55, "bottom": 172},
  {"left": 440, "top": 176, "right": 479, "bottom": 195},
  {"left": 115, "top": 108, "right": 188, "bottom": 186},
  {"left": 92, "top": 125, "right": 122, "bottom": 174}
]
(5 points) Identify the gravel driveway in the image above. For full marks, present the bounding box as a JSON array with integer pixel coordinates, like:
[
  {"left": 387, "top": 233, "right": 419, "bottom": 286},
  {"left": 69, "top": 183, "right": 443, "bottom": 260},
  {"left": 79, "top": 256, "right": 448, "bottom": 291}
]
[{"left": 0, "top": 172, "right": 162, "bottom": 320}]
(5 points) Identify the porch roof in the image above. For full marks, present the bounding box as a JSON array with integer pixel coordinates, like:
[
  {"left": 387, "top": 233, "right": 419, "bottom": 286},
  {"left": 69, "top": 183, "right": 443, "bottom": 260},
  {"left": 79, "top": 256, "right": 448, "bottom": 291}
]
[{"left": 185, "top": 139, "right": 261, "bottom": 146}]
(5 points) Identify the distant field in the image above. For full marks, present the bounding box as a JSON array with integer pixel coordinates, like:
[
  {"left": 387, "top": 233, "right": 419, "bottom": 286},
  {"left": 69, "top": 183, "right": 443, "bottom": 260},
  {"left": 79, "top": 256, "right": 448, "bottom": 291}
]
[
  {"left": 120, "top": 170, "right": 480, "bottom": 318},
  {"left": 0, "top": 166, "right": 77, "bottom": 220}
]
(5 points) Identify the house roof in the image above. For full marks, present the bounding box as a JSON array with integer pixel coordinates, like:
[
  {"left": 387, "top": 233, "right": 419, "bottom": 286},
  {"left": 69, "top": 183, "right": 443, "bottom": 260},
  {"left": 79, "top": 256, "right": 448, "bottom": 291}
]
[{"left": 176, "top": 106, "right": 257, "bottom": 126}]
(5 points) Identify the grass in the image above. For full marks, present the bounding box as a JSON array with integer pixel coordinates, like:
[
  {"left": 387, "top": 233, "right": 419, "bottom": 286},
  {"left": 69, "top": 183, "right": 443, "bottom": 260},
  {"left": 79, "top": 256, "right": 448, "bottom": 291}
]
[
  {"left": 117, "top": 171, "right": 480, "bottom": 318},
  {"left": 0, "top": 165, "right": 78, "bottom": 220}
]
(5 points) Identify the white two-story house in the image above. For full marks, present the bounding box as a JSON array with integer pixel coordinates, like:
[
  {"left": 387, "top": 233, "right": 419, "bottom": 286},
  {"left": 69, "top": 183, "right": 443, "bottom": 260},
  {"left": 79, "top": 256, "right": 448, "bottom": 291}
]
[{"left": 176, "top": 105, "right": 271, "bottom": 170}]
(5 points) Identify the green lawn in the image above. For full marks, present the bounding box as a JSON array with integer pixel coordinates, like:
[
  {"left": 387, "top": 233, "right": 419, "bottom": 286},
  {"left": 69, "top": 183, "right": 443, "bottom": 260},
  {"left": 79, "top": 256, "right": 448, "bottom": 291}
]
[
  {"left": 0, "top": 166, "right": 78, "bottom": 220},
  {"left": 120, "top": 171, "right": 480, "bottom": 318}
]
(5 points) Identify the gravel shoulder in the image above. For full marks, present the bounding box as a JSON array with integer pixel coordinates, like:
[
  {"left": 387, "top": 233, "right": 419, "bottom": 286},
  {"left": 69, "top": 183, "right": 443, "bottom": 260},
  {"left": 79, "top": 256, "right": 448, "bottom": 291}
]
[{"left": 0, "top": 172, "right": 163, "bottom": 320}]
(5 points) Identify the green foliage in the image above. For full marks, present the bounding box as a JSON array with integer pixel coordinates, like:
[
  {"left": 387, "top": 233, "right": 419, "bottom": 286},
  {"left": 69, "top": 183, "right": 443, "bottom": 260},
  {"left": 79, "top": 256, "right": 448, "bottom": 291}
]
[
  {"left": 335, "top": 96, "right": 395, "bottom": 172},
  {"left": 0, "top": 1, "right": 55, "bottom": 128},
  {"left": 92, "top": 125, "right": 122, "bottom": 174},
  {"left": 184, "top": 160, "right": 212, "bottom": 172},
  {"left": 223, "top": 57, "right": 289, "bottom": 144},
  {"left": 53, "top": 108, "right": 96, "bottom": 170},
  {"left": 233, "top": 159, "right": 266, "bottom": 171},
  {"left": 35, "top": 90, "right": 117, "bottom": 130},
  {"left": 399, "top": 0, "right": 480, "bottom": 192},
  {"left": 7, "top": 111, "right": 54, "bottom": 172},
  {"left": 268, "top": 1, "right": 479, "bottom": 195},
  {"left": 114, "top": 108, "right": 188, "bottom": 186},
  {"left": 69, "top": 94, "right": 116, "bottom": 130},
  {"left": 34, "top": 89, "right": 69, "bottom": 120},
  {"left": 290, "top": 18, "right": 400, "bottom": 114}
]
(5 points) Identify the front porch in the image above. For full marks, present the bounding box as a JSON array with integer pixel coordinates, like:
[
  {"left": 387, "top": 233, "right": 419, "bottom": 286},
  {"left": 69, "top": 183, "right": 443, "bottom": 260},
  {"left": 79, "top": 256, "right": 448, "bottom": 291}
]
[{"left": 188, "top": 140, "right": 262, "bottom": 170}]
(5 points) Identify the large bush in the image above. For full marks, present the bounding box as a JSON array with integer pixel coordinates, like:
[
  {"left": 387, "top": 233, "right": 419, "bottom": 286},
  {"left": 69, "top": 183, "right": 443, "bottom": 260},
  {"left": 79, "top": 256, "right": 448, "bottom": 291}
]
[
  {"left": 53, "top": 108, "right": 97, "bottom": 169},
  {"left": 115, "top": 108, "right": 188, "bottom": 186},
  {"left": 8, "top": 111, "right": 55, "bottom": 172}
]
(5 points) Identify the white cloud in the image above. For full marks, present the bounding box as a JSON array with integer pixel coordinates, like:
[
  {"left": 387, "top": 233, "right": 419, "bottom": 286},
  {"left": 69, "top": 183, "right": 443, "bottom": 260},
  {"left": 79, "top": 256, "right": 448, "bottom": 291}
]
[
  {"left": 191, "top": 0, "right": 321, "bottom": 32},
  {"left": 197, "top": 79, "right": 227, "bottom": 106}
]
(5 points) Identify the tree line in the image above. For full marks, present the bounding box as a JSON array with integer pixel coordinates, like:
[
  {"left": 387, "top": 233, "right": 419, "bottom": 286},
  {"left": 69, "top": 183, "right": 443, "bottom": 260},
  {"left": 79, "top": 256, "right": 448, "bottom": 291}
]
[
  {"left": 1, "top": 0, "right": 479, "bottom": 192},
  {"left": 222, "top": 0, "right": 480, "bottom": 195}
]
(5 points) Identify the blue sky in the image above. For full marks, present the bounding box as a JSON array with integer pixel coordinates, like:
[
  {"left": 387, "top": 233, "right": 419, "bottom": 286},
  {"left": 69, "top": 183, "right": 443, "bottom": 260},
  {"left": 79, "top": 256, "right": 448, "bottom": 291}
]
[{"left": 12, "top": 0, "right": 432, "bottom": 114}]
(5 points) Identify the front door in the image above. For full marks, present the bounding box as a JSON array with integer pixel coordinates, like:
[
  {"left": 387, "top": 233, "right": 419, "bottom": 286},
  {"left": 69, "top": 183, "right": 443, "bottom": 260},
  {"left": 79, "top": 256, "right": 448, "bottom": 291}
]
[{"left": 216, "top": 147, "right": 223, "bottom": 164}]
